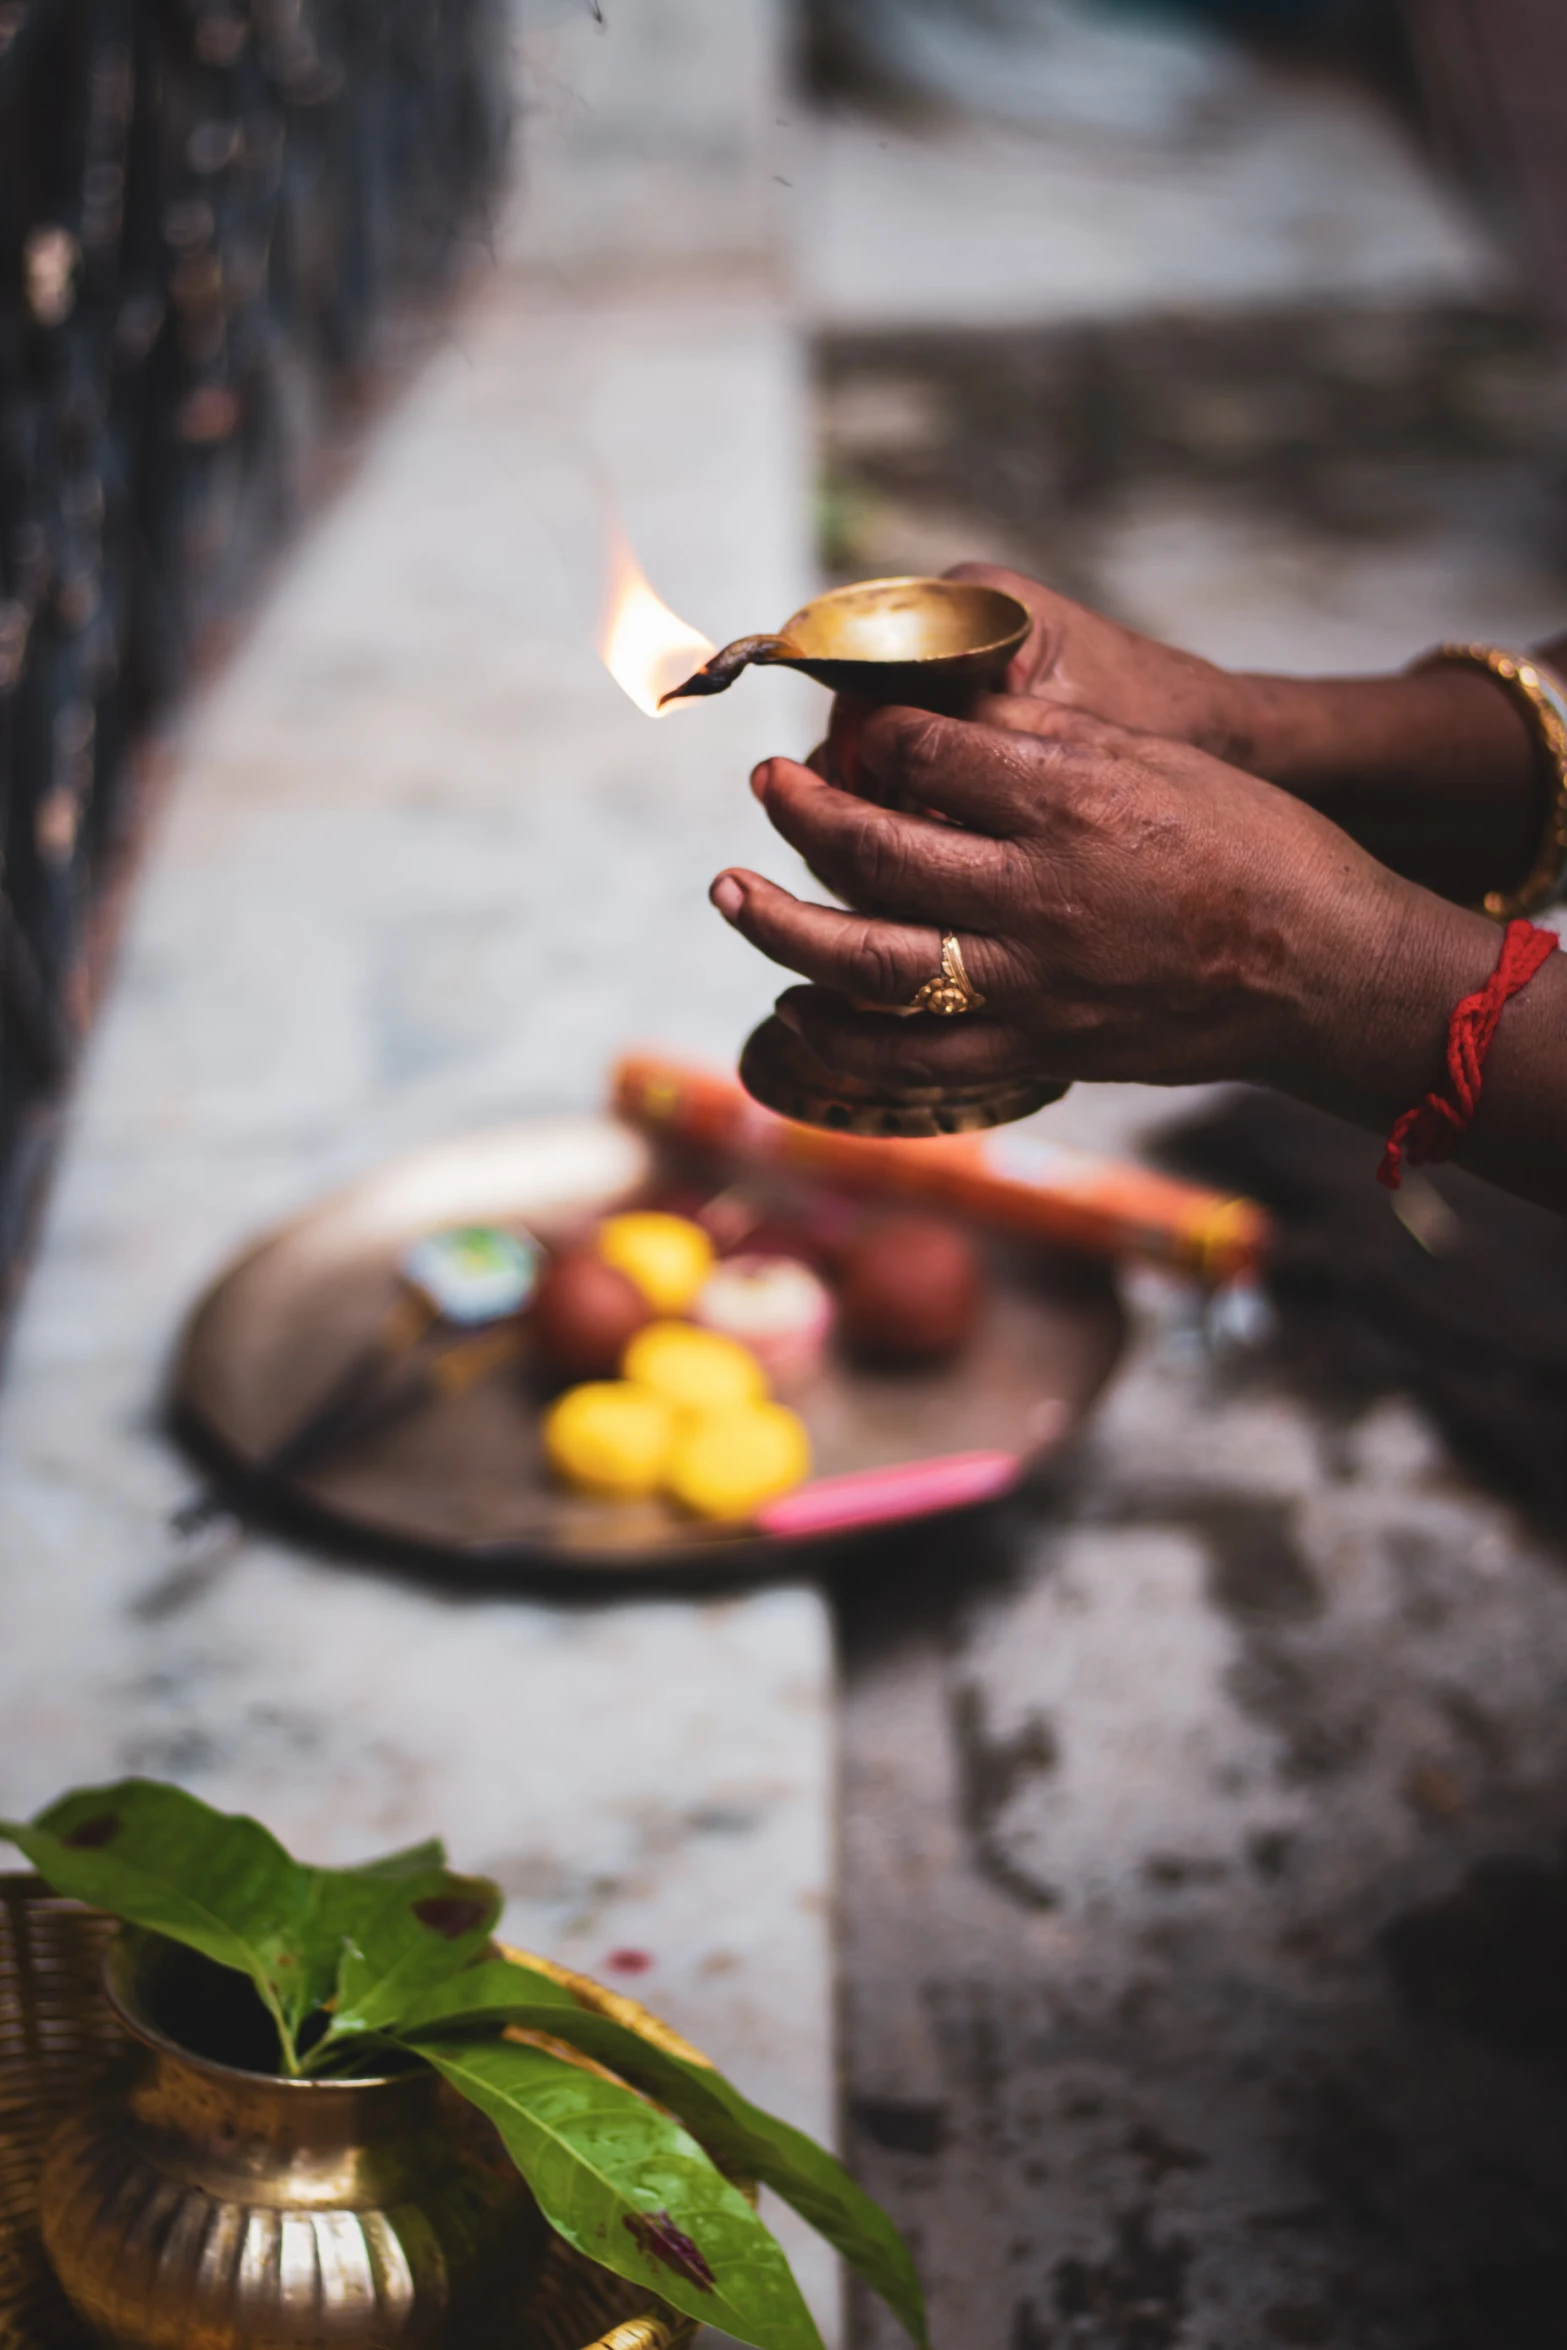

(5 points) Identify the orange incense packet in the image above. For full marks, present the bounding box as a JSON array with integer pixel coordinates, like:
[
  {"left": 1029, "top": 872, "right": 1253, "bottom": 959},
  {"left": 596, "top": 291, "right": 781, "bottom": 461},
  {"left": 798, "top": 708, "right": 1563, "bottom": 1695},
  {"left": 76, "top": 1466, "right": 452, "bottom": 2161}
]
[{"left": 612, "top": 1050, "right": 1269, "bottom": 1284}]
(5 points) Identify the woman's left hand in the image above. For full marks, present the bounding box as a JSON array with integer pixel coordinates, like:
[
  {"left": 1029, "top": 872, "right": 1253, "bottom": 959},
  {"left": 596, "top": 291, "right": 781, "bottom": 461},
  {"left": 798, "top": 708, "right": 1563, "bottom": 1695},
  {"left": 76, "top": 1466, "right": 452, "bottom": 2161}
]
[{"left": 710, "top": 700, "right": 1503, "bottom": 1126}]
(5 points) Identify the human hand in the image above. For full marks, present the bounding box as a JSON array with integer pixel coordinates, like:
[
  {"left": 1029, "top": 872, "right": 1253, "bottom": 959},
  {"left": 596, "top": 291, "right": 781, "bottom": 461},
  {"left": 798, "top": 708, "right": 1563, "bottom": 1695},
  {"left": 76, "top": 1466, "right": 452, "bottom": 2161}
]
[
  {"left": 813, "top": 565, "right": 1253, "bottom": 798},
  {"left": 712, "top": 701, "right": 1499, "bottom": 1120},
  {"left": 813, "top": 565, "right": 1548, "bottom": 907},
  {"left": 954, "top": 560, "right": 1257, "bottom": 756}
]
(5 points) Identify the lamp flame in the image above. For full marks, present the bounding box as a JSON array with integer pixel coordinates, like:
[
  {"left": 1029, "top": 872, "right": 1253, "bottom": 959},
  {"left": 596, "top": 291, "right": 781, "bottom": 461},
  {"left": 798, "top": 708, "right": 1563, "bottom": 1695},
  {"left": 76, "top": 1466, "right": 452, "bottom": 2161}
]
[{"left": 598, "top": 527, "right": 715, "bottom": 718}]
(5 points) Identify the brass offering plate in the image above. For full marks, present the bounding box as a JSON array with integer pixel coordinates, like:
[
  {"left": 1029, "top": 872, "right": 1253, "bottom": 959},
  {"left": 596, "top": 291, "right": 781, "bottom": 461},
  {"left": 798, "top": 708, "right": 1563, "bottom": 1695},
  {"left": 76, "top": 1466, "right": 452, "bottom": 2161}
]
[{"left": 172, "top": 1116, "right": 1125, "bottom": 1580}]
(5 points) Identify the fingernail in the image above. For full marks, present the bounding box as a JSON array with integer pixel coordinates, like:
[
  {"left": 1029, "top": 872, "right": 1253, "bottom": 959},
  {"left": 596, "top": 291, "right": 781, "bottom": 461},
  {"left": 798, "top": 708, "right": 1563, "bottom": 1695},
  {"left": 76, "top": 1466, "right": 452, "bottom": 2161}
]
[
  {"left": 711, "top": 875, "right": 745, "bottom": 922},
  {"left": 774, "top": 996, "right": 804, "bottom": 1037},
  {"left": 749, "top": 762, "right": 771, "bottom": 802}
]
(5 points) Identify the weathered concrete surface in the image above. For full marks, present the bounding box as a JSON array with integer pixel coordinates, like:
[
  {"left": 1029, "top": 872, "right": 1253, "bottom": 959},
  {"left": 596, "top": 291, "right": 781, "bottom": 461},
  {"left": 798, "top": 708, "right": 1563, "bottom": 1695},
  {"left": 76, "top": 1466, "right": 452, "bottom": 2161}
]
[
  {"left": 817, "top": 304, "right": 1567, "bottom": 666},
  {"left": 825, "top": 292, "right": 1567, "bottom": 2336},
  {"left": 810, "top": 43, "right": 1567, "bottom": 2350},
  {"left": 790, "top": 76, "right": 1500, "bottom": 333},
  {"left": 840, "top": 1293, "right": 1567, "bottom": 2350}
]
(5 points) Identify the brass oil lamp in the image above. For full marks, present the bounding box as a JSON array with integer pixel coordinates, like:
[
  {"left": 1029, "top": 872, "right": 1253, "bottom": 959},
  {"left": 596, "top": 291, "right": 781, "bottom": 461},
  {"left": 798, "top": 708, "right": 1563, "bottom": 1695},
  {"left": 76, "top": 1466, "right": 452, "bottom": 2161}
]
[{"left": 662, "top": 575, "right": 1062, "bottom": 1138}]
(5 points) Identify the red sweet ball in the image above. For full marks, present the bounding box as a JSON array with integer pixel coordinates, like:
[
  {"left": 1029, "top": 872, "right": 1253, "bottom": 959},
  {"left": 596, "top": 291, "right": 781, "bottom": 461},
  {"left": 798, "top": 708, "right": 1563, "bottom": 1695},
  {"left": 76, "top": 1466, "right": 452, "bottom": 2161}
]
[
  {"left": 531, "top": 1248, "right": 654, "bottom": 1381},
  {"left": 837, "top": 1216, "right": 982, "bottom": 1367}
]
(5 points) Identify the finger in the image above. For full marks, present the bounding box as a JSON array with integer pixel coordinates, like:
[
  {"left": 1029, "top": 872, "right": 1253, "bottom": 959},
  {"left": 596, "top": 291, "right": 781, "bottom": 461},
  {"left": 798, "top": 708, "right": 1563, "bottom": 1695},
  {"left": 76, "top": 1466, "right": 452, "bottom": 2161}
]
[
  {"left": 767, "top": 755, "right": 856, "bottom": 902},
  {"left": 943, "top": 562, "right": 1065, "bottom": 694},
  {"left": 710, "top": 869, "right": 1015, "bottom": 1008},
  {"left": 856, "top": 704, "right": 1071, "bottom": 834},
  {"left": 824, "top": 696, "right": 873, "bottom": 795},
  {"left": 775, "top": 986, "right": 1054, "bottom": 1089},
  {"left": 968, "top": 694, "right": 1133, "bottom": 748},
  {"left": 753, "top": 757, "right": 1014, "bottom": 926}
]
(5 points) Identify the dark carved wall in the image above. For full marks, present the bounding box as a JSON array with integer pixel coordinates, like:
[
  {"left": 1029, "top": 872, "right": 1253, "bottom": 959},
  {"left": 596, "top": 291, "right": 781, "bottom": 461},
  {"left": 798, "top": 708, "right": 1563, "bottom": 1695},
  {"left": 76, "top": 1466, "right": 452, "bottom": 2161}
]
[{"left": 0, "top": 0, "right": 508, "bottom": 1312}]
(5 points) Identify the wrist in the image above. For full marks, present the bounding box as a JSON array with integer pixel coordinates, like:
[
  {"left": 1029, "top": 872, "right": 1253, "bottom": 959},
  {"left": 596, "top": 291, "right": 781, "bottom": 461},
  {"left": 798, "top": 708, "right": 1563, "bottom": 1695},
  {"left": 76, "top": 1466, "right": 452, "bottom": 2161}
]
[
  {"left": 1270, "top": 866, "right": 1501, "bottom": 1129},
  {"left": 1230, "top": 668, "right": 1529, "bottom": 790},
  {"left": 1289, "top": 886, "right": 1567, "bottom": 1215},
  {"left": 1230, "top": 667, "right": 1541, "bottom": 900}
]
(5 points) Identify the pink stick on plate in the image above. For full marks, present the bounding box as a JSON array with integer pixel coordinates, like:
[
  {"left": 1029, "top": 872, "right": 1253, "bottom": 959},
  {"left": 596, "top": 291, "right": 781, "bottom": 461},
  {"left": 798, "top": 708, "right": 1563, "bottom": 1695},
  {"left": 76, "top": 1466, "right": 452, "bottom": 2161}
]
[{"left": 757, "top": 1450, "right": 1022, "bottom": 1539}]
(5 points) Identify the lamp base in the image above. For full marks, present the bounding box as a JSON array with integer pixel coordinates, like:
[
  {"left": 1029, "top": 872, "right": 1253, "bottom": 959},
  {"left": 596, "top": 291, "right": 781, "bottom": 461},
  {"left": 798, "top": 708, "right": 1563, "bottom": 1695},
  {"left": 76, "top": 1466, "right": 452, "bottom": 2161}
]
[{"left": 738, "top": 1016, "right": 1066, "bottom": 1140}]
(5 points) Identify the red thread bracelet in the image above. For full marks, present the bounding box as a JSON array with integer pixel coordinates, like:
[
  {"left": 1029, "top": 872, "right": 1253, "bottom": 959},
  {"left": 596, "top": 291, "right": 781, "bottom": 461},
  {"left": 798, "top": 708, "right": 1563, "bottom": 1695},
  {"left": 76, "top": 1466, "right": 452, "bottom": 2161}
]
[{"left": 1378, "top": 917, "right": 1559, "bottom": 1189}]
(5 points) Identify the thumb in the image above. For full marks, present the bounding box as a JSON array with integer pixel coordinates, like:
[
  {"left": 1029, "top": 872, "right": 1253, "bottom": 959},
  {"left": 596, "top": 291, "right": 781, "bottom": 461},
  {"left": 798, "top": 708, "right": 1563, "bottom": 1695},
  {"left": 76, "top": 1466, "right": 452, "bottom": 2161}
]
[
  {"left": 970, "top": 695, "right": 1136, "bottom": 750},
  {"left": 943, "top": 562, "right": 1068, "bottom": 694}
]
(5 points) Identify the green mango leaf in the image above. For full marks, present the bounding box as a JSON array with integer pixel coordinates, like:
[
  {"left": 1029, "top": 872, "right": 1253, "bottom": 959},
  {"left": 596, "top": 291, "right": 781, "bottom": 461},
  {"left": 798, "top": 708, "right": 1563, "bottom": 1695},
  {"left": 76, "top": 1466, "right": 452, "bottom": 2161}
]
[
  {"left": 418, "top": 2036, "right": 825, "bottom": 2350},
  {"left": 274, "top": 1841, "right": 458, "bottom": 2045},
  {"left": 317, "top": 1868, "right": 503, "bottom": 2051},
  {"left": 0, "top": 1784, "right": 470, "bottom": 2074},
  {"left": 333, "top": 1837, "right": 447, "bottom": 1881},
  {"left": 1, "top": 1780, "right": 312, "bottom": 2061},
  {"left": 397, "top": 1958, "right": 581, "bottom": 2024},
  {"left": 396, "top": 1963, "right": 927, "bottom": 2346}
]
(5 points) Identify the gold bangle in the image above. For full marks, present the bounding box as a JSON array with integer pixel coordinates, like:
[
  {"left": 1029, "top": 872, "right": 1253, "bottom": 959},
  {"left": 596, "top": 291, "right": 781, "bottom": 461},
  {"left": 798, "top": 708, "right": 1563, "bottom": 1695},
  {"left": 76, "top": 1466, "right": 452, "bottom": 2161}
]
[{"left": 1408, "top": 642, "right": 1567, "bottom": 920}]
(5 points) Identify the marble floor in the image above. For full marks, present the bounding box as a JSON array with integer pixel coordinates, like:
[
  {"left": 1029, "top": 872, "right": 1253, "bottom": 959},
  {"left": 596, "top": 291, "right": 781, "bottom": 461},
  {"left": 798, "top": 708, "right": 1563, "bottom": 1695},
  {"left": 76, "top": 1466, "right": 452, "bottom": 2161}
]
[{"left": 0, "top": 0, "right": 840, "bottom": 2335}]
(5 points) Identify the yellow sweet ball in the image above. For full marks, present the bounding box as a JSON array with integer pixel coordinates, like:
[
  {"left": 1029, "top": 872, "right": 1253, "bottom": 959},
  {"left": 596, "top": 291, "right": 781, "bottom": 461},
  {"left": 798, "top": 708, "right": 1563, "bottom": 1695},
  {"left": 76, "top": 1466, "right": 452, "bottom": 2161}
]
[
  {"left": 543, "top": 1381, "right": 675, "bottom": 1499},
  {"left": 666, "top": 1403, "right": 812, "bottom": 1522},
  {"left": 622, "top": 1320, "right": 768, "bottom": 1416},
  {"left": 597, "top": 1212, "right": 715, "bottom": 1314}
]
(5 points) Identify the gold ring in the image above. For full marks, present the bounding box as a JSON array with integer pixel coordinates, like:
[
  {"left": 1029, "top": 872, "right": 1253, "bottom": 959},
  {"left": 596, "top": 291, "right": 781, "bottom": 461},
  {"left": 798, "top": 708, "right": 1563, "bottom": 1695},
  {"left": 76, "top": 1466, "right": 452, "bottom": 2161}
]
[{"left": 906, "top": 933, "right": 986, "bottom": 1017}]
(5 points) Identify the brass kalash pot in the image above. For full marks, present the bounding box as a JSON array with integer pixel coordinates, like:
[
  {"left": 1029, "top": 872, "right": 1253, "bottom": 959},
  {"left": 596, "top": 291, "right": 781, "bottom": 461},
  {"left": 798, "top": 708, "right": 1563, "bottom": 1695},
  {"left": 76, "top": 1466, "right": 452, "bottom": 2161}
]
[
  {"left": 39, "top": 1932, "right": 548, "bottom": 2350},
  {"left": 665, "top": 575, "right": 1066, "bottom": 1138}
]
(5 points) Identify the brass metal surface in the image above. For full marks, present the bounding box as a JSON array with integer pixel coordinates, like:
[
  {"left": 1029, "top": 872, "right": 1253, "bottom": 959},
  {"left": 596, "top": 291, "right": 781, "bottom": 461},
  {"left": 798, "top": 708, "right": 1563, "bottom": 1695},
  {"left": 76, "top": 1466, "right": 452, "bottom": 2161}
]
[
  {"left": 172, "top": 1117, "right": 1125, "bottom": 1579},
  {"left": 684, "top": 577, "right": 1053, "bottom": 1138},
  {"left": 0, "top": 1881, "right": 123, "bottom": 2350},
  {"left": 737, "top": 1017, "right": 1065, "bottom": 1140},
  {"left": 41, "top": 1934, "right": 549, "bottom": 2350},
  {"left": 663, "top": 576, "right": 1030, "bottom": 712},
  {"left": 494, "top": 1952, "right": 713, "bottom": 2073},
  {"left": 1408, "top": 641, "right": 1567, "bottom": 918},
  {"left": 0, "top": 1879, "right": 690, "bottom": 2350}
]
